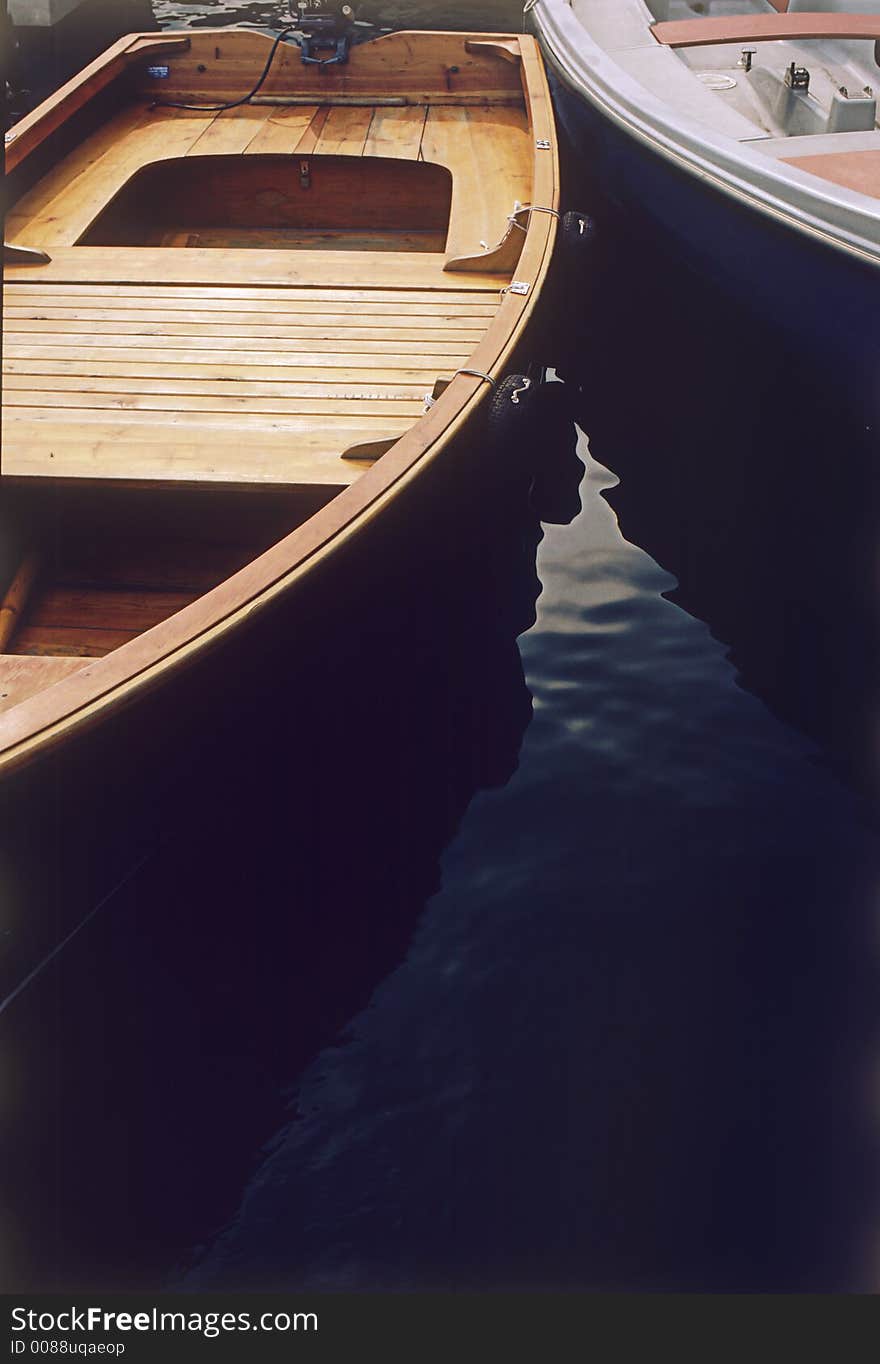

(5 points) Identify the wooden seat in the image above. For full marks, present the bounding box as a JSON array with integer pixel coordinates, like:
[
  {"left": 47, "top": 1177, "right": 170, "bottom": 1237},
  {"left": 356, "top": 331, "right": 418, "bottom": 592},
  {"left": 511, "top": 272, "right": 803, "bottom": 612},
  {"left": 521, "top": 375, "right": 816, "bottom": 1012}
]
[
  {"left": 651, "top": 12, "right": 880, "bottom": 47},
  {"left": 2, "top": 281, "right": 500, "bottom": 491},
  {"left": 783, "top": 145, "right": 880, "bottom": 198}
]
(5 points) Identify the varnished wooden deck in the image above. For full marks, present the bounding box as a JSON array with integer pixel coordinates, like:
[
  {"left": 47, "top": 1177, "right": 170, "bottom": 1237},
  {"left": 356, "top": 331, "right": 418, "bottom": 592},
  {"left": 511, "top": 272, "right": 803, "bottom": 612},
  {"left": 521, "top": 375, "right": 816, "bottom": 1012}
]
[
  {"left": 3, "top": 98, "right": 527, "bottom": 491},
  {"left": 0, "top": 28, "right": 559, "bottom": 768},
  {"left": 2, "top": 281, "right": 500, "bottom": 489}
]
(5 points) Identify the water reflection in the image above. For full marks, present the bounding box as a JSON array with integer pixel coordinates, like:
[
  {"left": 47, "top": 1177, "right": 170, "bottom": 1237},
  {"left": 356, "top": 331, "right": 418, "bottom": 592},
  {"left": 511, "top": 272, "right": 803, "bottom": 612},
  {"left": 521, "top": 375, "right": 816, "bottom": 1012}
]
[
  {"left": 152, "top": 1, "right": 524, "bottom": 32},
  {"left": 553, "top": 183, "right": 880, "bottom": 803},
  {"left": 0, "top": 419, "right": 581, "bottom": 1292},
  {"left": 184, "top": 436, "right": 880, "bottom": 1294}
]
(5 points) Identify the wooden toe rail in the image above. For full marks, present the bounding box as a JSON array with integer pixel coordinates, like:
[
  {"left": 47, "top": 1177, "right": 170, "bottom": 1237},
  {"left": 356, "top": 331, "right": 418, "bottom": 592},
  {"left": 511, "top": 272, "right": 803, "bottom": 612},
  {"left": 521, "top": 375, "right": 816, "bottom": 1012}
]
[
  {"left": 4, "top": 34, "right": 192, "bottom": 174},
  {"left": 651, "top": 13, "right": 880, "bottom": 48}
]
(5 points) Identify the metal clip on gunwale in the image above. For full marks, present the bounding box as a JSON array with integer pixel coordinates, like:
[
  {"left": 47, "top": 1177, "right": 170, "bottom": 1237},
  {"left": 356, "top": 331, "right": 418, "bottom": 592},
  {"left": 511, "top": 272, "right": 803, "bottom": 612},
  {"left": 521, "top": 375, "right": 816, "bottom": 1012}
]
[
  {"left": 508, "top": 203, "right": 562, "bottom": 233},
  {"left": 451, "top": 369, "right": 497, "bottom": 386},
  {"left": 423, "top": 369, "right": 496, "bottom": 413}
]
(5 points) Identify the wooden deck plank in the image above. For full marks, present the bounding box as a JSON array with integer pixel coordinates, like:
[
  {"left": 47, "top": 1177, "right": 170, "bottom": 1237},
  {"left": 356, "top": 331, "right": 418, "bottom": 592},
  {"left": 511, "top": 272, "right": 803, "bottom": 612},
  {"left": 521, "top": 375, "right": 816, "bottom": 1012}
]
[
  {"left": 364, "top": 106, "right": 428, "bottom": 160},
  {"left": 243, "top": 105, "right": 323, "bottom": 155},
  {"left": 3, "top": 390, "right": 426, "bottom": 419},
  {"left": 4, "top": 374, "right": 429, "bottom": 400},
  {"left": 3, "top": 284, "right": 499, "bottom": 306},
  {"left": 421, "top": 105, "right": 530, "bottom": 260},
  {"left": 8, "top": 109, "right": 219, "bottom": 251},
  {"left": 2, "top": 294, "right": 498, "bottom": 319},
  {"left": 5, "top": 101, "right": 153, "bottom": 235},
  {"left": 153, "top": 227, "right": 446, "bottom": 252},
  {"left": 186, "top": 105, "right": 274, "bottom": 155},
  {"left": 312, "top": 106, "right": 374, "bottom": 156},
  {"left": 289, "top": 106, "right": 331, "bottom": 154},
  {"left": 3, "top": 408, "right": 415, "bottom": 436},
  {"left": 5, "top": 316, "right": 487, "bottom": 339},
  {"left": 3, "top": 357, "right": 459, "bottom": 383},
  {"left": 3, "top": 247, "right": 506, "bottom": 290},
  {"left": 0, "top": 427, "right": 385, "bottom": 490},
  {"left": 4, "top": 341, "right": 469, "bottom": 364},
  {"left": 2, "top": 76, "right": 514, "bottom": 498},
  {"left": 1, "top": 302, "right": 493, "bottom": 323},
  {"left": 312, "top": 104, "right": 373, "bottom": 155}
]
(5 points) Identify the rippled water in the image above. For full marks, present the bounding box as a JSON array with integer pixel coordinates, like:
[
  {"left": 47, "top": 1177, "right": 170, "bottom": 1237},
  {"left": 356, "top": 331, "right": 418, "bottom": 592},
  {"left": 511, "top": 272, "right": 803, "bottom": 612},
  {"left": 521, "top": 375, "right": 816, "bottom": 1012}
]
[
  {"left": 152, "top": 1, "right": 524, "bottom": 33},
  {"left": 5, "top": 0, "right": 880, "bottom": 1296}
]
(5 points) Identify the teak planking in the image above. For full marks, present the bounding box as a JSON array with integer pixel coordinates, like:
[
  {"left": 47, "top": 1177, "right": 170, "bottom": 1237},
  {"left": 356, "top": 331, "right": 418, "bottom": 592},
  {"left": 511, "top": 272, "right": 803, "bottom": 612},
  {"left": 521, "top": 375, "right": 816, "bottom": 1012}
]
[
  {"left": 651, "top": 12, "right": 880, "bottom": 46},
  {"left": 0, "top": 27, "right": 559, "bottom": 775}
]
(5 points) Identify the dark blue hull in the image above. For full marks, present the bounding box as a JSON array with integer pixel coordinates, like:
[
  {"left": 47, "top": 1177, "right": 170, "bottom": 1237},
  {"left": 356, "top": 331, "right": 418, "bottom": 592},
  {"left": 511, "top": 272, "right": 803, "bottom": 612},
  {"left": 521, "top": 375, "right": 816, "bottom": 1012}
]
[{"left": 546, "top": 60, "right": 880, "bottom": 402}]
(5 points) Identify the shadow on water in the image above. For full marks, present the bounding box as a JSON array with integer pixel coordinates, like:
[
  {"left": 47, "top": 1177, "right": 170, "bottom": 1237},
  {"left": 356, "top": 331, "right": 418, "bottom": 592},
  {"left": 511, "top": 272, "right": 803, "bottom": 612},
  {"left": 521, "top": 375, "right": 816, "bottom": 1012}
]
[
  {"left": 0, "top": 418, "right": 583, "bottom": 1292},
  {"left": 178, "top": 435, "right": 880, "bottom": 1295},
  {"left": 163, "top": 202, "right": 880, "bottom": 1293}
]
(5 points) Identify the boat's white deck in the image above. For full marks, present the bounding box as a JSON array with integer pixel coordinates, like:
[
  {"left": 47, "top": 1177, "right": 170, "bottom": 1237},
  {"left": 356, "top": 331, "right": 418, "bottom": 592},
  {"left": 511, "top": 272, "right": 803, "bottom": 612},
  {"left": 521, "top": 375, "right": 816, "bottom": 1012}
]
[{"left": 569, "top": 0, "right": 880, "bottom": 198}]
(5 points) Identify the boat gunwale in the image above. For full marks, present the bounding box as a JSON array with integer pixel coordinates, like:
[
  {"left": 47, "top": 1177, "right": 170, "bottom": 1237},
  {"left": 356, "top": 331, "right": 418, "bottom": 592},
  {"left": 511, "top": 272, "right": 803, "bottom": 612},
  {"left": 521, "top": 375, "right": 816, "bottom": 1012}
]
[
  {"left": 530, "top": 0, "right": 880, "bottom": 269},
  {"left": 0, "top": 29, "right": 559, "bottom": 775}
]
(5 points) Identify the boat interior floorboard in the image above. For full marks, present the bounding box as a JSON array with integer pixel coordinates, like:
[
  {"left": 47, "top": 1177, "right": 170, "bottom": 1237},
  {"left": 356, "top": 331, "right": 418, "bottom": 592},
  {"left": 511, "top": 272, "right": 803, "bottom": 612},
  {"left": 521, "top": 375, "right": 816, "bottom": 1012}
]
[
  {"left": 3, "top": 90, "right": 514, "bottom": 492},
  {"left": 0, "top": 27, "right": 555, "bottom": 755},
  {"left": 2, "top": 280, "right": 501, "bottom": 490}
]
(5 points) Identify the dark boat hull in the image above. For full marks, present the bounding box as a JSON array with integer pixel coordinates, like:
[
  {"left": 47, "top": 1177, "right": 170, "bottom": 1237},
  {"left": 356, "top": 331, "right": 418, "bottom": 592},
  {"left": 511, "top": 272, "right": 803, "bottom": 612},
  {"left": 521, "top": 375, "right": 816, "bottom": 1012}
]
[{"left": 539, "top": 41, "right": 880, "bottom": 406}]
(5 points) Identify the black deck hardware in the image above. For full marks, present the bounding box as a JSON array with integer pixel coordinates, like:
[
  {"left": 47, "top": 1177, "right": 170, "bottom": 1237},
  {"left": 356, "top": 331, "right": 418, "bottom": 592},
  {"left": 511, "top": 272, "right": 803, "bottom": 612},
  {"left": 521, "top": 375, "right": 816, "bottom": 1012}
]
[{"left": 297, "top": 3, "right": 354, "bottom": 67}]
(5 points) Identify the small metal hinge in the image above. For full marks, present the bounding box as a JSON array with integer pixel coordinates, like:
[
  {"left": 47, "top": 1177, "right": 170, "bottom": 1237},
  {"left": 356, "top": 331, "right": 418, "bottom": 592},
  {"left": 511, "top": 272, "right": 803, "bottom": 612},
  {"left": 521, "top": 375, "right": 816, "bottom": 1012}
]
[
  {"left": 536, "top": 138, "right": 551, "bottom": 149},
  {"left": 507, "top": 280, "right": 531, "bottom": 296}
]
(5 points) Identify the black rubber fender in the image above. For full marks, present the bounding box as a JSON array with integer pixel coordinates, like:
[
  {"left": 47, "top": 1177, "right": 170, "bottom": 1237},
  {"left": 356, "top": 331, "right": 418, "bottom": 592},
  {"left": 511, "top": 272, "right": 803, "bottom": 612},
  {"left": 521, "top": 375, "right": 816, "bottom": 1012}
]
[
  {"left": 560, "top": 210, "right": 598, "bottom": 256},
  {"left": 485, "top": 373, "right": 538, "bottom": 448}
]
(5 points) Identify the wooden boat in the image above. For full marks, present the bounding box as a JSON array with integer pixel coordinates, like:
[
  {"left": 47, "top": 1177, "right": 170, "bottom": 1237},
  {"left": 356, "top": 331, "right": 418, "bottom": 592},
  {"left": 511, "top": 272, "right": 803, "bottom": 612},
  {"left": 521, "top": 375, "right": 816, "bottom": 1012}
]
[
  {"left": 0, "top": 23, "right": 559, "bottom": 780},
  {"left": 528, "top": 0, "right": 880, "bottom": 371}
]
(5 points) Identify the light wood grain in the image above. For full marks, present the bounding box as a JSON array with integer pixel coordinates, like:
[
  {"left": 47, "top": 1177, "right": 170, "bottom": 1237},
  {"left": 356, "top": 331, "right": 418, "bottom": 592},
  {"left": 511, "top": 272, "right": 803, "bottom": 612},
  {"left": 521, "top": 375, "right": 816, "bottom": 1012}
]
[
  {"left": 0, "top": 29, "right": 560, "bottom": 777},
  {"left": 421, "top": 105, "right": 530, "bottom": 262},
  {"left": 4, "top": 357, "right": 459, "bottom": 383},
  {"left": 0, "top": 656, "right": 87, "bottom": 713},
  {"left": 3, "top": 299, "right": 497, "bottom": 321},
  {"left": 8, "top": 109, "right": 219, "bottom": 251},
  {"left": 3, "top": 389, "right": 426, "bottom": 419},
  {"left": 313, "top": 106, "right": 375, "bottom": 156},
  {"left": 364, "top": 107, "right": 428, "bottom": 160},
  {"left": 243, "top": 106, "right": 323, "bottom": 155},
  {"left": 186, "top": 104, "right": 272, "bottom": 156},
  {"left": 6, "top": 313, "right": 486, "bottom": 337},
  {"left": 3, "top": 246, "right": 505, "bottom": 291},
  {"left": 4, "top": 284, "right": 497, "bottom": 307},
  {"left": 126, "top": 29, "right": 525, "bottom": 104}
]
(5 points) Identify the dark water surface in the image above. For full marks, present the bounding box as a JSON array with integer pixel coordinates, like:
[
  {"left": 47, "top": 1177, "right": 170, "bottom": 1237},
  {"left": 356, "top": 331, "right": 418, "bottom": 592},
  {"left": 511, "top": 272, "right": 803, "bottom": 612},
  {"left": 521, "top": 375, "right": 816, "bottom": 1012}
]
[{"left": 4, "top": 0, "right": 880, "bottom": 1295}]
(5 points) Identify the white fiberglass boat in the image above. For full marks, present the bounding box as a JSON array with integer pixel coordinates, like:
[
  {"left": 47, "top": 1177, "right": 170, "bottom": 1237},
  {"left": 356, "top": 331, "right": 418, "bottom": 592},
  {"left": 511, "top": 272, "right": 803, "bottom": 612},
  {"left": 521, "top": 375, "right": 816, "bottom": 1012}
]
[{"left": 529, "top": 0, "right": 880, "bottom": 368}]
